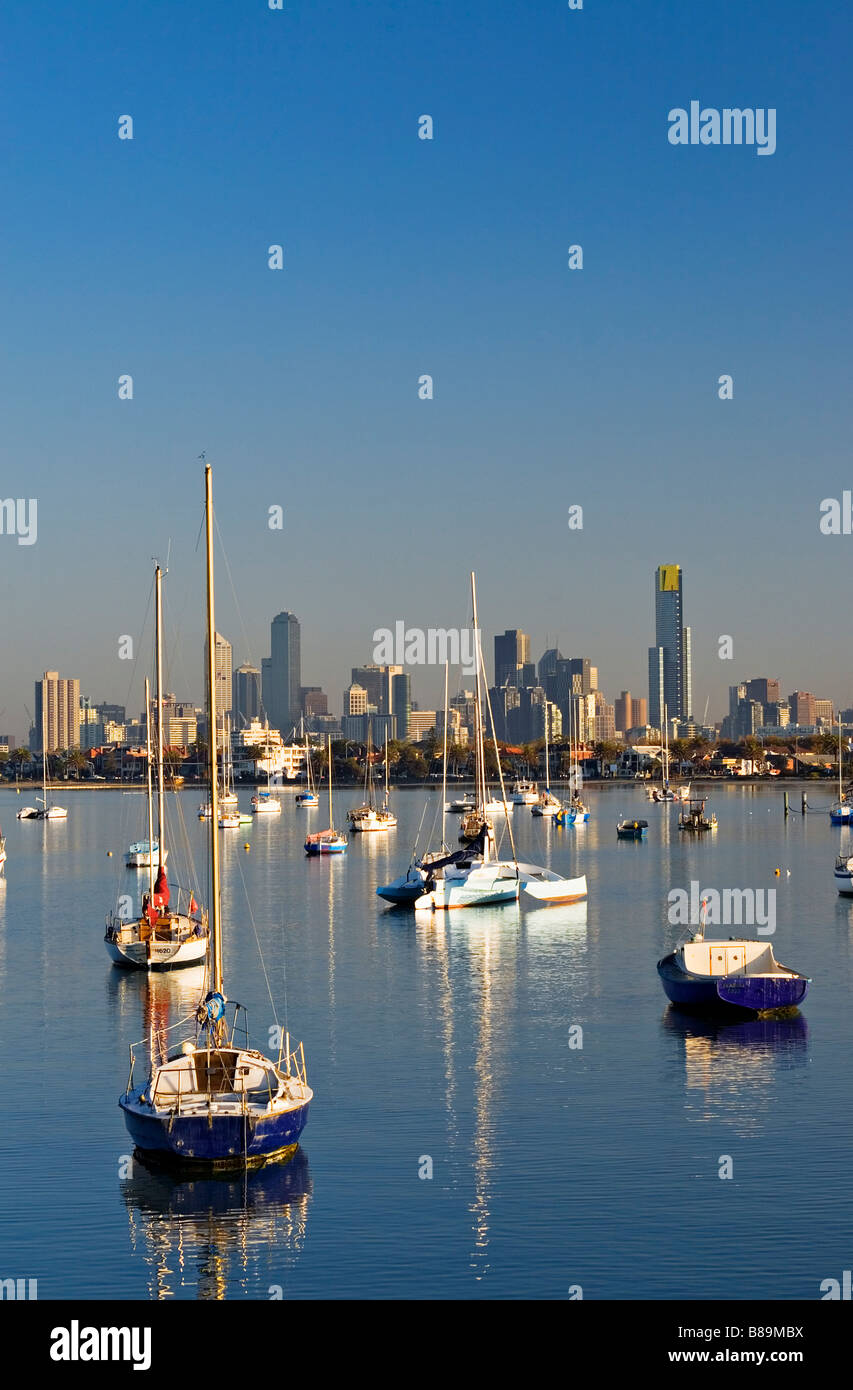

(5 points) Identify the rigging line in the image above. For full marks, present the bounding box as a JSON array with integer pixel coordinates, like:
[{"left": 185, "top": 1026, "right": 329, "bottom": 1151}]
[{"left": 232, "top": 848, "right": 279, "bottom": 1027}]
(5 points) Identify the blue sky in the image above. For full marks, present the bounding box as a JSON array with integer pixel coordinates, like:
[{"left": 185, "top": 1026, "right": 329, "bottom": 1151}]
[{"left": 1, "top": 1, "right": 850, "bottom": 739}]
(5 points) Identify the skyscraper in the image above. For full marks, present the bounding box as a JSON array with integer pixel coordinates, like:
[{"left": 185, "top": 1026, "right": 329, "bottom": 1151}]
[
  {"left": 267, "top": 611, "right": 301, "bottom": 735},
  {"left": 648, "top": 564, "right": 692, "bottom": 727},
  {"left": 233, "top": 664, "right": 261, "bottom": 728},
  {"left": 391, "top": 671, "right": 411, "bottom": 741},
  {"left": 494, "top": 630, "right": 530, "bottom": 688},
  {"left": 203, "top": 632, "right": 233, "bottom": 719},
  {"left": 34, "top": 671, "right": 80, "bottom": 752}
]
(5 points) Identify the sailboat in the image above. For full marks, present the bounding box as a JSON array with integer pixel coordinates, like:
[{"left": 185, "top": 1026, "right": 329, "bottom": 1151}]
[
  {"left": 830, "top": 714, "right": 852, "bottom": 823},
  {"left": 347, "top": 720, "right": 397, "bottom": 831},
  {"left": 378, "top": 664, "right": 454, "bottom": 904},
  {"left": 412, "top": 575, "right": 519, "bottom": 910},
  {"left": 295, "top": 726, "right": 319, "bottom": 807},
  {"left": 304, "top": 735, "right": 348, "bottom": 854},
  {"left": 251, "top": 738, "right": 282, "bottom": 816},
  {"left": 531, "top": 709, "right": 560, "bottom": 817},
  {"left": 555, "top": 696, "right": 589, "bottom": 825},
  {"left": 105, "top": 565, "right": 209, "bottom": 970},
  {"left": 119, "top": 462, "right": 313, "bottom": 1165},
  {"left": 17, "top": 701, "right": 67, "bottom": 819},
  {"left": 0, "top": 826, "right": 6, "bottom": 875}
]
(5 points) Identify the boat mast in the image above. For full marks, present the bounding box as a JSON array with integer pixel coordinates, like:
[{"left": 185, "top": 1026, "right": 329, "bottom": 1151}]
[
  {"left": 839, "top": 712, "right": 842, "bottom": 803},
  {"left": 204, "top": 464, "right": 223, "bottom": 997},
  {"left": 470, "top": 572, "right": 487, "bottom": 811},
  {"left": 441, "top": 660, "right": 448, "bottom": 849},
  {"left": 327, "top": 733, "right": 333, "bottom": 826},
  {"left": 144, "top": 677, "right": 155, "bottom": 902},
  {"left": 384, "top": 727, "right": 390, "bottom": 811},
  {"left": 154, "top": 565, "right": 166, "bottom": 864}
]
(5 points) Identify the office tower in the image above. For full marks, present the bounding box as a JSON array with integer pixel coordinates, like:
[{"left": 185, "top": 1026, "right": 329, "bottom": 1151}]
[
  {"left": 788, "top": 692, "right": 816, "bottom": 728},
  {"left": 344, "top": 683, "right": 368, "bottom": 716},
  {"left": 351, "top": 665, "right": 386, "bottom": 711},
  {"left": 301, "top": 687, "right": 328, "bottom": 718},
  {"left": 203, "top": 631, "right": 232, "bottom": 718},
  {"left": 233, "top": 664, "right": 262, "bottom": 728},
  {"left": 814, "top": 699, "right": 834, "bottom": 724},
  {"left": 261, "top": 658, "right": 272, "bottom": 721},
  {"left": 267, "top": 611, "right": 301, "bottom": 735},
  {"left": 745, "top": 677, "right": 780, "bottom": 708},
  {"left": 649, "top": 564, "right": 692, "bottom": 725},
  {"left": 538, "top": 648, "right": 562, "bottom": 689},
  {"left": 79, "top": 698, "right": 103, "bottom": 752},
  {"left": 97, "top": 703, "right": 126, "bottom": 725},
  {"left": 729, "top": 683, "right": 747, "bottom": 720},
  {"left": 633, "top": 697, "right": 648, "bottom": 728},
  {"left": 615, "top": 692, "right": 633, "bottom": 735},
  {"left": 494, "top": 630, "right": 530, "bottom": 688},
  {"left": 391, "top": 671, "right": 411, "bottom": 741},
  {"left": 765, "top": 701, "right": 790, "bottom": 729},
  {"left": 34, "top": 671, "right": 80, "bottom": 751},
  {"left": 569, "top": 658, "right": 592, "bottom": 694}
]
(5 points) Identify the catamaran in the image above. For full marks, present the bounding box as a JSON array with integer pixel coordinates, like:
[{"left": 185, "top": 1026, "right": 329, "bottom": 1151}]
[
  {"left": 119, "top": 462, "right": 313, "bottom": 1166},
  {"left": 105, "top": 566, "right": 209, "bottom": 971},
  {"left": 305, "top": 735, "right": 348, "bottom": 854},
  {"left": 413, "top": 576, "right": 519, "bottom": 910}
]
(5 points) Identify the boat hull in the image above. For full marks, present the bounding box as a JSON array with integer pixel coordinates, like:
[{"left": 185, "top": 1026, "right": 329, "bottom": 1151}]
[
  {"left": 120, "top": 1091, "right": 309, "bottom": 1168},
  {"left": 105, "top": 933, "right": 208, "bottom": 971},
  {"left": 657, "top": 953, "right": 809, "bottom": 1012}
]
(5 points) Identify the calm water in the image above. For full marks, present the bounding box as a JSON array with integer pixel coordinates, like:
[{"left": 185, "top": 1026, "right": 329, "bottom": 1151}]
[{"left": 1, "top": 781, "right": 851, "bottom": 1300}]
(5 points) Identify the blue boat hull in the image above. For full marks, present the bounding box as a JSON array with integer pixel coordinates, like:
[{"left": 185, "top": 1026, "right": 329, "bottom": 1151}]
[
  {"left": 657, "top": 953, "right": 809, "bottom": 1013},
  {"left": 120, "top": 1090, "right": 310, "bottom": 1169}
]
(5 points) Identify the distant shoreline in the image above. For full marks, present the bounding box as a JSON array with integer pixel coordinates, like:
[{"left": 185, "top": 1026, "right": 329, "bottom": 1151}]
[{"left": 0, "top": 776, "right": 835, "bottom": 793}]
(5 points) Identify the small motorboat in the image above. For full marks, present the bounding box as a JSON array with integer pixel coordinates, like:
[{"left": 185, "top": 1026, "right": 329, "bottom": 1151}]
[
  {"left": 218, "top": 811, "right": 241, "bottom": 829},
  {"left": 510, "top": 781, "right": 538, "bottom": 805},
  {"left": 296, "top": 790, "right": 319, "bottom": 807},
  {"left": 830, "top": 800, "right": 853, "bottom": 825},
  {"left": 447, "top": 792, "right": 475, "bottom": 813},
  {"left": 617, "top": 818, "right": 648, "bottom": 839},
  {"left": 658, "top": 932, "right": 810, "bottom": 1013},
  {"left": 678, "top": 799, "right": 717, "bottom": 833},
  {"left": 126, "top": 840, "right": 168, "bottom": 870}
]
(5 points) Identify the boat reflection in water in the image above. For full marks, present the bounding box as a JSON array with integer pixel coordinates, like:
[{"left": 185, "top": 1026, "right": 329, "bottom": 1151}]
[
  {"left": 662, "top": 1008, "right": 809, "bottom": 1137},
  {"left": 523, "top": 900, "right": 588, "bottom": 936},
  {"left": 121, "top": 1147, "right": 312, "bottom": 1299}
]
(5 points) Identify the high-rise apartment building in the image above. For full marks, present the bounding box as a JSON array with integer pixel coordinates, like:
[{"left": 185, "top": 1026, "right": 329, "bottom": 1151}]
[
  {"left": 203, "top": 632, "right": 232, "bottom": 718},
  {"left": 267, "top": 611, "right": 301, "bottom": 735},
  {"left": 615, "top": 692, "right": 634, "bottom": 735},
  {"left": 648, "top": 564, "right": 692, "bottom": 727},
  {"left": 233, "top": 664, "right": 261, "bottom": 728},
  {"left": 34, "top": 671, "right": 80, "bottom": 752}
]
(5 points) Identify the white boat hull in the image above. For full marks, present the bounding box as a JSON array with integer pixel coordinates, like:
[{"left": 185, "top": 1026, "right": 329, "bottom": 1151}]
[
  {"left": 518, "top": 867, "right": 588, "bottom": 903},
  {"left": 105, "top": 915, "right": 207, "bottom": 970},
  {"left": 126, "top": 846, "right": 168, "bottom": 869},
  {"left": 414, "top": 861, "right": 520, "bottom": 910}
]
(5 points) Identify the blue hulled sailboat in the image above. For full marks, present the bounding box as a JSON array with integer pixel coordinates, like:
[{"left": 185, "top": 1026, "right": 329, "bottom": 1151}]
[{"left": 119, "top": 462, "right": 312, "bottom": 1168}]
